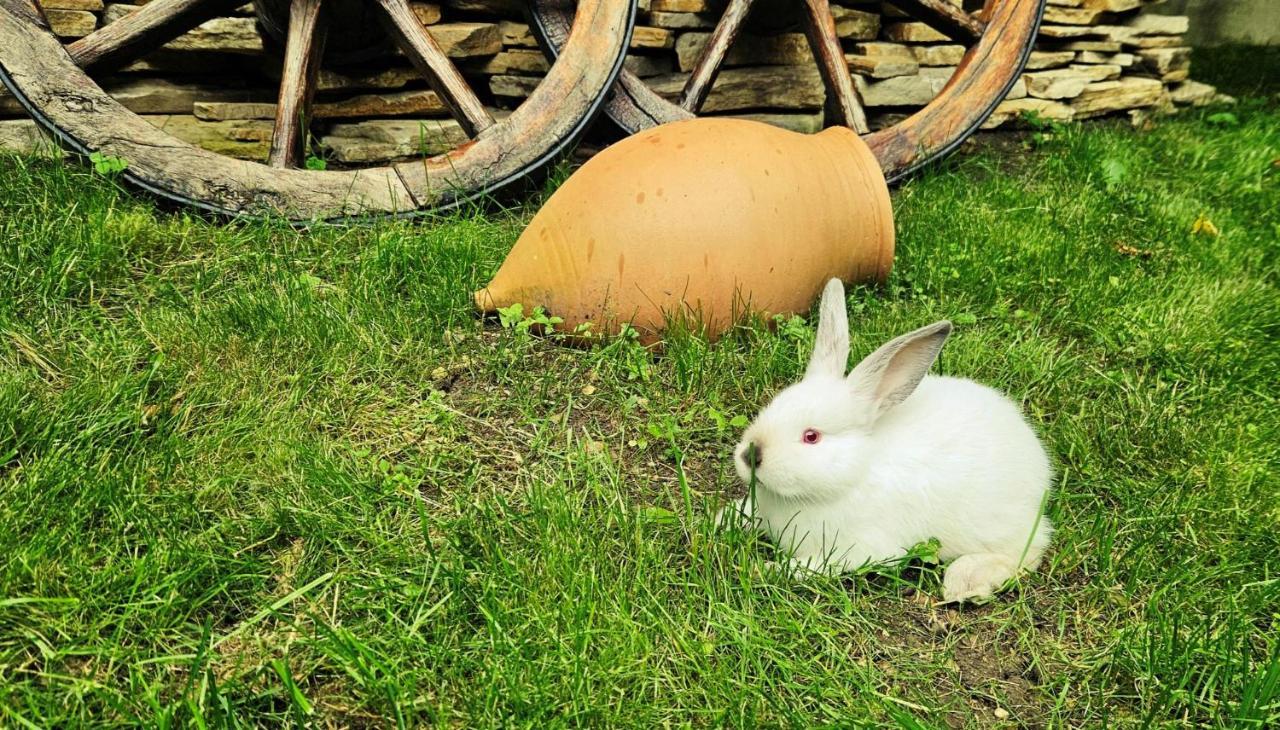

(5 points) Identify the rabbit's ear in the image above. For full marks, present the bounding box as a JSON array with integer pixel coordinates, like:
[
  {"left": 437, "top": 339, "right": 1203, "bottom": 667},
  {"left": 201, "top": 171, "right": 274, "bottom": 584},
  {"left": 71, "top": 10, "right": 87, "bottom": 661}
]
[
  {"left": 805, "top": 279, "right": 850, "bottom": 380},
  {"left": 848, "top": 321, "right": 952, "bottom": 420}
]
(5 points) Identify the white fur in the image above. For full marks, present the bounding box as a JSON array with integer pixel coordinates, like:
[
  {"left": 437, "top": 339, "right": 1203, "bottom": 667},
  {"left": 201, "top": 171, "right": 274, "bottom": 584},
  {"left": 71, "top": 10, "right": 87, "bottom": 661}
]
[{"left": 724, "top": 279, "right": 1053, "bottom": 603}]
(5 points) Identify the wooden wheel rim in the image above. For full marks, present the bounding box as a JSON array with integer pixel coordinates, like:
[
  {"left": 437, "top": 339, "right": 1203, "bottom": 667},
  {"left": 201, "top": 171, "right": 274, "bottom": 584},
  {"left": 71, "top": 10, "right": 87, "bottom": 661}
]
[
  {"left": 0, "top": 0, "right": 636, "bottom": 221},
  {"left": 529, "top": 0, "right": 1046, "bottom": 183}
]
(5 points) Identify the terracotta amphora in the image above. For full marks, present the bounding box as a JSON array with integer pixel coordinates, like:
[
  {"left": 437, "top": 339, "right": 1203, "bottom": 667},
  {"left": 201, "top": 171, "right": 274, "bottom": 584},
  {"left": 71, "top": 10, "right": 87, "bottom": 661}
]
[{"left": 475, "top": 117, "right": 894, "bottom": 342}]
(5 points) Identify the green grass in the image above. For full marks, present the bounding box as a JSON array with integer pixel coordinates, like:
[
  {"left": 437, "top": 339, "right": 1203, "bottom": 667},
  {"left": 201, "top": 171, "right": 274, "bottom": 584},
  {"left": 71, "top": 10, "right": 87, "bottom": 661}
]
[{"left": 1, "top": 58, "right": 1278, "bottom": 726}]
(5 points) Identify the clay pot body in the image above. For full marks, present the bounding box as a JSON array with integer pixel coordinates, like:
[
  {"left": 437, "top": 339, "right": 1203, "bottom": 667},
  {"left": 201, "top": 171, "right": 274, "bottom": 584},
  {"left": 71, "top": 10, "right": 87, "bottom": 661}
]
[{"left": 475, "top": 118, "right": 894, "bottom": 341}]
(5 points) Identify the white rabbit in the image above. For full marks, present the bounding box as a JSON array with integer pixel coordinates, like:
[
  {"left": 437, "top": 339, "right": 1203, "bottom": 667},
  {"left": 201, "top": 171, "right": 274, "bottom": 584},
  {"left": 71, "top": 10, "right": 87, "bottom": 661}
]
[{"left": 722, "top": 278, "right": 1053, "bottom": 603}]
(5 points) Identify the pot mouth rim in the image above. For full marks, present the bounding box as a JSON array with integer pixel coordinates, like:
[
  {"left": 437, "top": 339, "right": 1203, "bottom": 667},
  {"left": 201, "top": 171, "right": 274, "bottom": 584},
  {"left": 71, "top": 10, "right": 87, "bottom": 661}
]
[{"left": 813, "top": 127, "right": 895, "bottom": 282}]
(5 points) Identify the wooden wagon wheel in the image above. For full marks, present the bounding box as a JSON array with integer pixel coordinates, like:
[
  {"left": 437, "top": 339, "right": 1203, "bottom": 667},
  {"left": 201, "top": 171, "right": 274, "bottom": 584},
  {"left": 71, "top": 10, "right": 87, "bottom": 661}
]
[
  {"left": 0, "top": 0, "right": 634, "bottom": 220},
  {"left": 529, "top": 0, "right": 1046, "bottom": 183}
]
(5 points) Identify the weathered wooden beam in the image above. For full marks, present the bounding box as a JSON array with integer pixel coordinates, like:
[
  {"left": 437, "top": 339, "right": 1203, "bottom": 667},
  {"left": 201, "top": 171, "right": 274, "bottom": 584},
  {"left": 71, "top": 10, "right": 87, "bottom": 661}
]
[
  {"left": 267, "top": 0, "right": 326, "bottom": 168},
  {"left": 884, "top": 0, "right": 985, "bottom": 43},
  {"left": 371, "top": 0, "right": 494, "bottom": 137},
  {"left": 67, "top": 0, "right": 245, "bottom": 70},
  {"left": 677, "top": 0, "right": 754, "bottom": 113},
  {"left": 800, "top": 0, "right": 868, "bottom": 133}
]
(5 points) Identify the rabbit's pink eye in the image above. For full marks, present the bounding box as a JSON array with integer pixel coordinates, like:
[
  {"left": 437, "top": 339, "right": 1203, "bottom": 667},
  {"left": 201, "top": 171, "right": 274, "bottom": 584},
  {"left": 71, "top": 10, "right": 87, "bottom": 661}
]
[{"left": 802, "top": 429, "right": 821, "bottom": 444}]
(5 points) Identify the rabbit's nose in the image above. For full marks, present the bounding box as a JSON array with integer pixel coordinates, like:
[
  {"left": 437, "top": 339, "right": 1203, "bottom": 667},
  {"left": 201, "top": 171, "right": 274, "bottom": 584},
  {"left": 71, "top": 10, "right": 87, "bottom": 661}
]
[{"left": 741, "top": 442, "right": 762, "bottom": 469}]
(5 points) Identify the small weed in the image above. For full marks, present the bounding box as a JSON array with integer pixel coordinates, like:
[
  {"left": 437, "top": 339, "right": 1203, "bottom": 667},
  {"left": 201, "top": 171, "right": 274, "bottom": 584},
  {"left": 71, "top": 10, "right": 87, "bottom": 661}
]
[
  {"left": 1021, "top": 110, "right": 1069, "bottom": 147},
  {"left": 496, "top": 302, "right": 564, "bottom": 334},
  {"left": 1206, "top": 111, "right": 1240, "bottom": 127},
  {"left": 88, "top": 151, "right": 127, "bottom": 175}
]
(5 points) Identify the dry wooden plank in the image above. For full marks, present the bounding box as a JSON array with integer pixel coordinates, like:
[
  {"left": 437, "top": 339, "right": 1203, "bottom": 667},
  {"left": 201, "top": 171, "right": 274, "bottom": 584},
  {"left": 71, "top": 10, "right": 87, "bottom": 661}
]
[
  {"left": 372, "top": 0, "right": 495, "bottom": 136},
  {"left": 678, "top": 0, "right": 755, "bottom": 112},
  {"left": 884, "top": 0, "right": 983, "bottom": 42},
  {"left": 267, "top": 0, "right": 326, "bottom": 168},
  {"left": 68, "top": 0, "right": 245, "bottom": 69},
  {"left": 801, "top": 0, "right": 868, "bottom": 133}
]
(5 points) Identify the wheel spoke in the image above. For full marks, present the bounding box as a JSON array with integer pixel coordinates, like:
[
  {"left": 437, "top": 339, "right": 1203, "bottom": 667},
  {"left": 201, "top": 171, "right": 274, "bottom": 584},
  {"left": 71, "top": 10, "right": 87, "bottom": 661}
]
[
  {"left": 67, "top": 0, "right": 244, "bottom": 70},
  {"left": 371, "top": 0, "right": 494, "bottom": 137},
  {"left": 800, "top": 0, "right": 868, "bottom": 134},
  {"left": 677, "top": 0, "right": 755, "bottom": 113},
  {"left": 267, "top": 0, "right": 327, "bottom": 168},
  {"left": 886, "top": 0, "right": 985, "bottom": 43}
]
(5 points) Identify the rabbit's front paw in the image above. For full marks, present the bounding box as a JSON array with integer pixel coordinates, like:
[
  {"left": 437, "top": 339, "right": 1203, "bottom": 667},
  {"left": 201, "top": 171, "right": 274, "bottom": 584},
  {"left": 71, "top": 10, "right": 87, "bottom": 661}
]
[{"left": 942, "top": 553, "right": 1019, "bottom": 603}]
